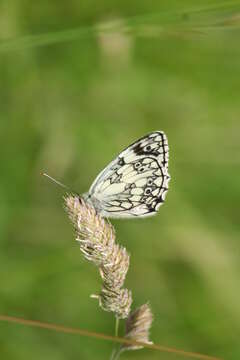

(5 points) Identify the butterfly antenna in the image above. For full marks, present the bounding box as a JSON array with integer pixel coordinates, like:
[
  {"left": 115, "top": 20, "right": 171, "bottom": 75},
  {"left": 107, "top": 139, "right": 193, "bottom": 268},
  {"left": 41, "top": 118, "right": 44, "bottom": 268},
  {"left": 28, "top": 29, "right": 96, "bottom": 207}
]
[
  {"left": 41, "top": 172, "right": 80, "bottom": 196},
  {"left": 41, "top": 172, "right": 70, "bottom": 190}
]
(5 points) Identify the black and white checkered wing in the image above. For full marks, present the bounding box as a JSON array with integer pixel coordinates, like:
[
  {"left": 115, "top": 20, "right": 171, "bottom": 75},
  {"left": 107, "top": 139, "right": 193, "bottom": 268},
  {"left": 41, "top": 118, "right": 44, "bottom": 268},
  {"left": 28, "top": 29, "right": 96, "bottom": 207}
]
[{"left": 85, "top": 131, "right": 170, "bottom": 218}]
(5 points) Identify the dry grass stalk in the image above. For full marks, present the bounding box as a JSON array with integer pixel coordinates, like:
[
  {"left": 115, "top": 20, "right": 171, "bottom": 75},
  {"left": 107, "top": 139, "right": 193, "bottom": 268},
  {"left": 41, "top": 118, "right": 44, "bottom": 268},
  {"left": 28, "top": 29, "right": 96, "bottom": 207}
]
[
  {"left": 64, "top": 194, "right": 153, "bottom": 359},
  {"left": 64, "top": 194, "right": 132, "bottom": 319}
]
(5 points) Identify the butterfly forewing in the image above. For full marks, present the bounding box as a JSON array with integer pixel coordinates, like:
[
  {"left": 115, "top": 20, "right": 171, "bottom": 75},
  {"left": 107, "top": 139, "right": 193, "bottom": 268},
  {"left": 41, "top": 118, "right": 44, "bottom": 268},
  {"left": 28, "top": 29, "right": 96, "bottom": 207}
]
[{"left": 86, "top": 131, "right": 170, "bottom": 218}]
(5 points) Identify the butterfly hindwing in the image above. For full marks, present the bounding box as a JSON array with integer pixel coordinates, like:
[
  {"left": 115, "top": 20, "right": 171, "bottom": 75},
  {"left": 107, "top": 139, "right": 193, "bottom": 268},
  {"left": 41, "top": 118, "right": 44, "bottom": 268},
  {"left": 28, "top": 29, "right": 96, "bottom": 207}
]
[{"left": 85, "top": 131, "right": 170, "bottom": 218}]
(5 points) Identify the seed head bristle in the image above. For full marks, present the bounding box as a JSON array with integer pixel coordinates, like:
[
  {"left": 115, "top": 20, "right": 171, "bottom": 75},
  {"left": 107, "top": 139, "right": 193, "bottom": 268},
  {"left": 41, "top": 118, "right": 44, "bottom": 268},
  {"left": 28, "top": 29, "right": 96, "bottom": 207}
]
[
  {"left": 123, "top": 303, "right": 153, "bottom": 350},
  {"left": 99, "top": 285, "right": 132, "bottom": 319}
]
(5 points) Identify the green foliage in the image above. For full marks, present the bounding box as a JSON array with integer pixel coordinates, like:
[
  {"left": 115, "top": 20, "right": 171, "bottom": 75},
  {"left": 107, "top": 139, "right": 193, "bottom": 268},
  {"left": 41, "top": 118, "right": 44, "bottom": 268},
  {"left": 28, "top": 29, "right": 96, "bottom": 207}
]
[{"left": 1, "top": 1, "right": 240, "bottom": 359}]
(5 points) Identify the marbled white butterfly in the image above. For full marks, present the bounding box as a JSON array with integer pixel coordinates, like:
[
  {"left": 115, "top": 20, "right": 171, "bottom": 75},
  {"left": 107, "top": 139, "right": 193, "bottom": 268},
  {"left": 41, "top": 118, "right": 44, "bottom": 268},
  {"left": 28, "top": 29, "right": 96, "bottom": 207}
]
[
  {"left": 83, "top": 131, "right": 170, "bottom": 218},
  {"left": 43, "top": 131, "right": 170, "bottom": 218}
]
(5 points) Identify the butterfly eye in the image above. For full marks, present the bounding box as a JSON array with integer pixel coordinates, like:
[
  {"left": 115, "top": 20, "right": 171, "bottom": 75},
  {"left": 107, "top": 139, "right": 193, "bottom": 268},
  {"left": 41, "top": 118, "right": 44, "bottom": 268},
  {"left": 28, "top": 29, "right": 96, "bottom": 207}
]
[
  {"left": 134, "top": 162, "right": 141, "bottom": 169},
  {"left": 144, "top": 187, "right": 152, "bottom": 195},
  {"left": 144, "top": 145, "right": 152, "bottom": 152}
]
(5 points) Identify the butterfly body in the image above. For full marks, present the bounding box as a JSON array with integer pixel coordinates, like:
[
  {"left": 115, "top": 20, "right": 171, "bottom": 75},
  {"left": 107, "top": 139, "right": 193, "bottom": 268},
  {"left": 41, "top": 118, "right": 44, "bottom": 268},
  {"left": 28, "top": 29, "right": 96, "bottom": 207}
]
[{"left": 83, "top": 131, "right": 170, "bottom": 218}]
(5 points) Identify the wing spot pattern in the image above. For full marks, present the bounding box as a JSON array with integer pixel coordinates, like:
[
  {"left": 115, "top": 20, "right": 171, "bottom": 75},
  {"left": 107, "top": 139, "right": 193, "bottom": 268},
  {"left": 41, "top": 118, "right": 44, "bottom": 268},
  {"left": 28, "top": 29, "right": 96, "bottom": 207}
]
[{"left": 88, "top": 131, "right": 170, "bottom": 218}]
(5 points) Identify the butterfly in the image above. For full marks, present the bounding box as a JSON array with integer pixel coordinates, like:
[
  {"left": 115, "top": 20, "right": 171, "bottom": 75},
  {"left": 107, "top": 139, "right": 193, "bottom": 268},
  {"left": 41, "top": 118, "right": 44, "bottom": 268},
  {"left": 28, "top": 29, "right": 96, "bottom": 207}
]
[{"left": 81, "top": 131, "right": 170, "bottom": 218}]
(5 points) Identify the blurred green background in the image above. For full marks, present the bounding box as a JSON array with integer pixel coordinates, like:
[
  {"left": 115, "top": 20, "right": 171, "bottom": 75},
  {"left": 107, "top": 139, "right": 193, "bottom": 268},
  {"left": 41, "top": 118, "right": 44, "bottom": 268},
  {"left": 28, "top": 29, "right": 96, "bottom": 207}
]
[{"left": 1, "top": 1, "right": 240, "bottom": 359}]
